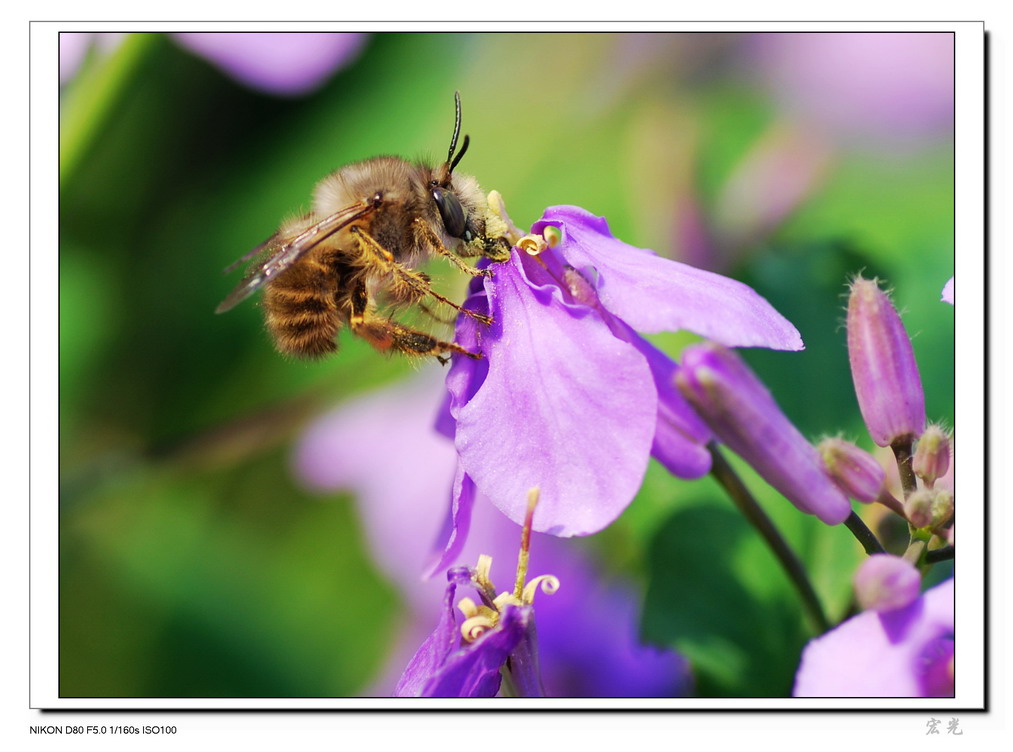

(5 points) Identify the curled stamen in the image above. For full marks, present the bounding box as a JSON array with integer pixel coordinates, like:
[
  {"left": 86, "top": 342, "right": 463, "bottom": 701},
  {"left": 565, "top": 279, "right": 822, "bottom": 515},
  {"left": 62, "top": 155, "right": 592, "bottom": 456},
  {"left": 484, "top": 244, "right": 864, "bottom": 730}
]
[
  {"left": 522, "top": 574, "right": 560, "bottom": 604},
  {"left": 457, "top": 596, "right": 480, "bottom": 619},
  {"left": 461, "top": 614, "right": 497, "bottom": 642},
  {"left": 493, "top": 592, "right": 523, "bottom": 610},
  {"left": 517, "top": 234, "right": 548, "bottom": 256}
]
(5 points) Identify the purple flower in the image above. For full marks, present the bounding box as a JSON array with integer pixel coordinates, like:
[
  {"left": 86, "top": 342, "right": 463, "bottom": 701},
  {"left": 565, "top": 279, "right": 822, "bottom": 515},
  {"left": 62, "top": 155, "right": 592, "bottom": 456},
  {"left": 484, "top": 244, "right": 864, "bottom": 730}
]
[
  {"left": 794, "top": 578, "right": 954, "bottom": 697},
  {"left": 172, "top": 32, "right": 368, "bottom": 96},
  {"left": 676, "top": 342, "right": 852, "bottom": 525},
  {"left": 395, "top": 562, "right": 547, "bottom": 698},
  {"left": 847, "top": 276, "right": 926, "bottom": 447},
  {"left": 293, "top": 375, "right": 687, "bottom": 697},
  {"left": 440, "top": 205, "right": 802, "bottom": 549},
  {"left": 942, "top": 276, "right": 954, "bottom": 305},
  {"left": 853, "top": 554, "right": 921, "bottom": 613}
]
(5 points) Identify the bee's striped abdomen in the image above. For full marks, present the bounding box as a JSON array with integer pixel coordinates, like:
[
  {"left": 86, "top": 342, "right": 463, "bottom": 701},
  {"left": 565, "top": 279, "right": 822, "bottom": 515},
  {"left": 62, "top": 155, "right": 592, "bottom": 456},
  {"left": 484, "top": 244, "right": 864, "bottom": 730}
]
[{"left": 262, "top": 255, "right": 342, "bottom": 358}]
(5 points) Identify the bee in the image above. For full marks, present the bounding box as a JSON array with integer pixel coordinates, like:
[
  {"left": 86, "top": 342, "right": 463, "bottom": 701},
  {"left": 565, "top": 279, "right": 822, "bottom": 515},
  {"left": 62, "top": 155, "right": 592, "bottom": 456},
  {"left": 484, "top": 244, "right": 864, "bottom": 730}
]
[{"left": 216, "top": 93, "right": 510, "bottom": 362}]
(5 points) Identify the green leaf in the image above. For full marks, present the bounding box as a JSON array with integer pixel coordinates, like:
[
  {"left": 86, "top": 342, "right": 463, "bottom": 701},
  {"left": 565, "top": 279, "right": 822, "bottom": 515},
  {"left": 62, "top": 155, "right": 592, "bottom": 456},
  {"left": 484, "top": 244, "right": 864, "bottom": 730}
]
[{"left": 642, "top": 502, "right": 809, "bottom": 697}]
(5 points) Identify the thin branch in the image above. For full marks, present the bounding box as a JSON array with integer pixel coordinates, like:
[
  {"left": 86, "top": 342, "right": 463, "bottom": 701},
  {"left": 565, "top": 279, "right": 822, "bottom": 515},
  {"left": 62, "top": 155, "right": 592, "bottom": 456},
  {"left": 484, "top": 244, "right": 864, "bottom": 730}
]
[
  {"left": 843, "top": 512, "right": 887, "bottom": 555},
  {"left": 708, "top": 444, "right": 830, "bottom": 634}
]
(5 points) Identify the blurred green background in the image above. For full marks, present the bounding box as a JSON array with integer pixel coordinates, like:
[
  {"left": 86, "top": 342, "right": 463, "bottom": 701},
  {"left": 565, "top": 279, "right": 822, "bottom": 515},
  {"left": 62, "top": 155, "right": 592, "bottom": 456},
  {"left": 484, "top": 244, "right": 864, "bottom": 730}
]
[{"left": 59, "top": 31, "right": 955, "bottom": 698}]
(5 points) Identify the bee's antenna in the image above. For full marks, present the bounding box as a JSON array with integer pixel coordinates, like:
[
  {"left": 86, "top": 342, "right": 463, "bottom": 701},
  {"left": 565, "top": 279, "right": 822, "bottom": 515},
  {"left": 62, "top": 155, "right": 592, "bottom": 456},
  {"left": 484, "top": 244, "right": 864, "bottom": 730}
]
[
  {"left": 447, "top": 91, "right": 463, "bottom": 164},
  {"left": 450, "top": 135, "right": 470, "bottom": 174},
  {"left": 446, "top": 91, "right": 470, "bottom": 175}
]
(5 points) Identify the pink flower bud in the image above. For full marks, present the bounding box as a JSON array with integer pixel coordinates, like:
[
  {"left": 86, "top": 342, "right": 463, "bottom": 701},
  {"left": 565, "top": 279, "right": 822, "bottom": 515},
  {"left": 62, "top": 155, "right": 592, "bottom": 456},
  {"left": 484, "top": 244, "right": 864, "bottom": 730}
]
[
  {"left": 913, "top": 424, "right": 951, "bottom": 487},
  {"left": 817, "top": 438, "right": 886, "bottom": 503},
  {"left": 846, "top": 277, "right": 926, "bottom": 447},
  {"left": 676, "top": 342, "right": 851, "bottom": 525},
  {"left": 853, "top": 554, "right": 922, "bottom": 612}
]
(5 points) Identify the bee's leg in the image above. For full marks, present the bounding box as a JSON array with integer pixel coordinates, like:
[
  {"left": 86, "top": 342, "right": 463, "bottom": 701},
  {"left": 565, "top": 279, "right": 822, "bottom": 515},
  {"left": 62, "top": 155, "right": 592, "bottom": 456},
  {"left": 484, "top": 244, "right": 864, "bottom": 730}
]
[
  {"left": 412, "top": 217, "right": 492, "bottom": 276},
  {"left": 418, "top": 302, "right": 458, "bottom": 326},
  {"left": 350, "top": 226, "right": 493, "bottom": 325},
  {"left": 347, "top": 280, "right": 481, "bottom": 361}
]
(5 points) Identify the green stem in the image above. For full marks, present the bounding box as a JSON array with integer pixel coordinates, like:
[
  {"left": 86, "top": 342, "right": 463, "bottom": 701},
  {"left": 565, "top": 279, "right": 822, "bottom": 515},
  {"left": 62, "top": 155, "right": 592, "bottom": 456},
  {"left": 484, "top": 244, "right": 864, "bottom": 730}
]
[
  {"left": 925, "top": 545, "right": 954, "bottom": 564},
  {"left": 60, "top": 32, "right": 160, "bottom": 186},
  {"left": 903, "top": 538, "right": 928, "bottom": 567},
  {"left": 708, "top": 444, "right": 830, "bottom": 634},
  {"left": 843, "top": 512, "right": 886, "bottom": 555}
]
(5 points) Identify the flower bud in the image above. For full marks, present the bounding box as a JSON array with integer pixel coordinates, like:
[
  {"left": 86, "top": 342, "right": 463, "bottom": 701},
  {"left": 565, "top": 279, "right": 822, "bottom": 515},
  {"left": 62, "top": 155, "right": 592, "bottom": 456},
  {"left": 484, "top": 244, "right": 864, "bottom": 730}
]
[
  {"left": 846, "top": 277, "right": 926, "bottom": 447},
  {"left": 676, "top": 342, "right": 851, "bottom": 525},
  {"left": 853, "top": 554, "right": 921, "bottom": 612},
  {"left": 931, "top": 489, "right": 954, "bottom": 529},
  {"left": 904, "top": 488, "right": 934, "bottom": 528},
  {"left": 913, "top": 424, "right": 951, "bottom": 488},
  {"left": 817, "top": 437, "right": 886, "bottom": 503}
]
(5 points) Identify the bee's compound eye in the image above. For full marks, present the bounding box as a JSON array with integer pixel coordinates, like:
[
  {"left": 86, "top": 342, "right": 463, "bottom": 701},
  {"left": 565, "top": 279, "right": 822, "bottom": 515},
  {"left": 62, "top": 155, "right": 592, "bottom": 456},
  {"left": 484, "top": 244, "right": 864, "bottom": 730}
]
[{"left": 433, "top": 188, "right": 467, "bottom": 238}]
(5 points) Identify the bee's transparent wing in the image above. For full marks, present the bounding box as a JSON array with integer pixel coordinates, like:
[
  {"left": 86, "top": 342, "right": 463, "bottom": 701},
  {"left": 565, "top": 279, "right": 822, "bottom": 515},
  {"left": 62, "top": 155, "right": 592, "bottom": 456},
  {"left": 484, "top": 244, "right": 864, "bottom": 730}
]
[{"left": 215, "top": 201, "right": 376, "bottom": 314}]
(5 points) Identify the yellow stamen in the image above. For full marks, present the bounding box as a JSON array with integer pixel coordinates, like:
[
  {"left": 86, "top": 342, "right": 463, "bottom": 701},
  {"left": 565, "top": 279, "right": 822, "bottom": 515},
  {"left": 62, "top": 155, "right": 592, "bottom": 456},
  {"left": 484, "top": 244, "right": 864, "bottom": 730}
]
[
  {"left": 522, "top": 574, "right": 560, "bottom": 604},
  {"left": 457, "top": 597, "right": 480, "bottom": 619},
  {"left": 517, "top": 234, "right": 548, "bottom": 256},
  {"left": 475, "top": 554, "right": 495, "bottom": 594},
  {"left": 486, "top": 190, "right": 525, "bottom": 245},
  {"left": 461, "top": 614, "right": 497, "bottom": 642},
  {"left": 454, "top": 488, "right": 559, "bottom": 642}
]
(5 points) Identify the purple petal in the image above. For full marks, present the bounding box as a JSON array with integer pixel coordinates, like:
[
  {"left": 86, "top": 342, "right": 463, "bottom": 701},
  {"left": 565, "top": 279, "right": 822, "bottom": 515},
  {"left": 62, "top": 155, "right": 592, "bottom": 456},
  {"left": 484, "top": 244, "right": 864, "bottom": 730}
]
[
  {"left": 424, "top": 465, "right": 477, "bottom": 580},
  {"left": 291, "top": 374, "right": 458, "bottom": 597},
  {"left": 532, "top": 206, "right": 803, "bottom": 351},
  {"left": 608, "top": 319, "right": 712, "bottom": 478},
  {"left": 394, "top": 571, "right": 463, "bottom": 697},
  {"left": 502, "top": 616, "right": 545, "bottom": 697},
  {"left": 534, "top": 546, "right": 689, "bottom": 696},
  {"left": 418, "top": 606, "right": 532, "bottom": 697},
  {"left": 455, "top": 253, "right": 657, "bottom": 537},
  {"left": 172, "top": 32, "right": 367, "bottom": 96},
  {"left": 942, "top": 276, "right": 954, "bottom": 305},
  {"left": 794, "top": 578, "right": 954, "bottom": 697}
]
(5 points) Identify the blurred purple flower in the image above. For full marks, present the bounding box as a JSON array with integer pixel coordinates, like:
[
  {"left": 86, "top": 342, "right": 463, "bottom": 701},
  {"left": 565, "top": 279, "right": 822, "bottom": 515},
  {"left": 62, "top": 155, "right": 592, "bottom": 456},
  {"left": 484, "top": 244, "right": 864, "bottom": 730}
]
[
  {"left": 853, "top": 554, "right": 921, "bottom": 613},
  {"left": 293, "top": 375, "right": 688, "bottom": 697},
  {"left": 712, "top": 119, "right": 834, "bottom": 251},
  {"left": 172, "top": 32, "right": 367, "bottom": 96},
  {"left": 440, "top": 205, "right": 802, "bottom": 549},
  {"left": 750, "top": 32, "right": 954, "bottom": 151},
  {"left": 59, "top": 32, "right": 126, "bottom": 83},
  {"left": 794, "top": 578, "right": 954, "bottom": 697},
  {"left": 942, "top": 277, "right": 954, "bottom": 305}
]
